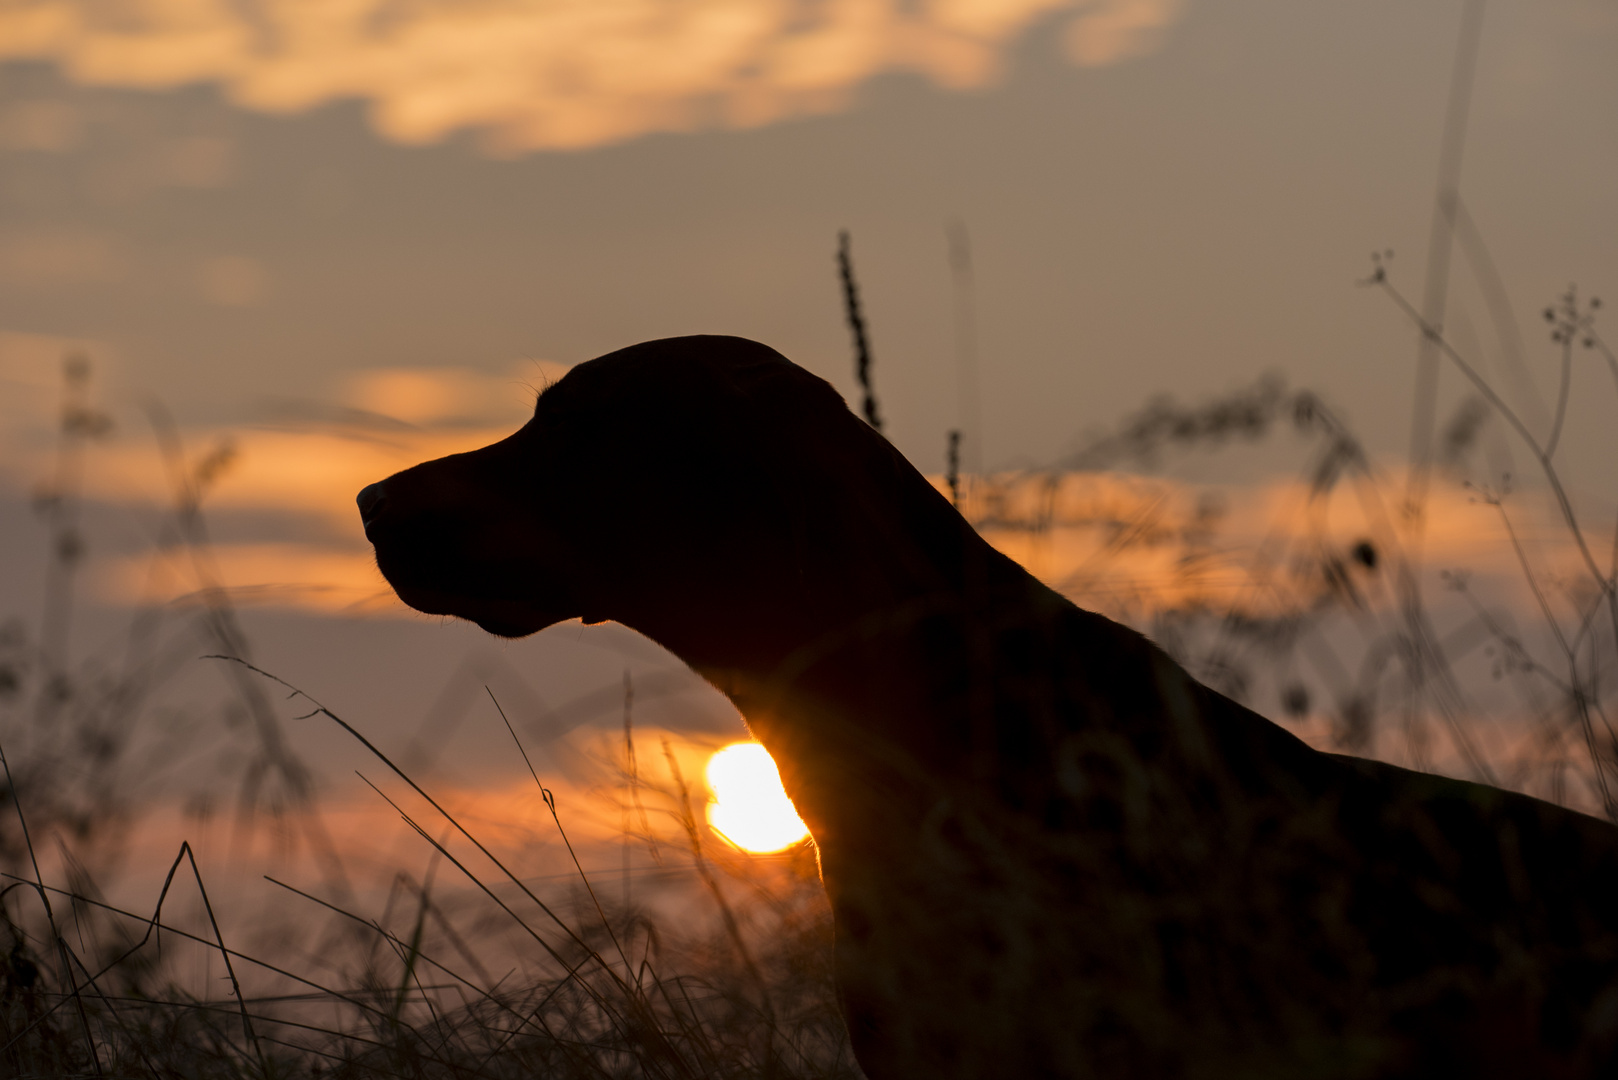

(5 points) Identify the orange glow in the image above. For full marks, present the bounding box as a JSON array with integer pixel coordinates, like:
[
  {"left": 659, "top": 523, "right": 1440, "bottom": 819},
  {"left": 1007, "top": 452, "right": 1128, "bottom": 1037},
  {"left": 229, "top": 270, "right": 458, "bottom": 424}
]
[
  {"left": 92, "top": 542, "right": 403, "bottom": 614},
  {"left": 0, "top": 1, "right": 1186, "bottom": 154},
  {"left": 705, "top": 742, "right": 810, "bottom": 853},
  {"left": 3, "top": 348, "right": 1592, "bottom": 630}
]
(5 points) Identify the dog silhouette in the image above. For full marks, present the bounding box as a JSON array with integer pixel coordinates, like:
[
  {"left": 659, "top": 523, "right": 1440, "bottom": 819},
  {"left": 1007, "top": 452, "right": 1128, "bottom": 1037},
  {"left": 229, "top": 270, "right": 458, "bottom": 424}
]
[{"left": 359, "top": 335, "right": 1618, "bottom": 1079}]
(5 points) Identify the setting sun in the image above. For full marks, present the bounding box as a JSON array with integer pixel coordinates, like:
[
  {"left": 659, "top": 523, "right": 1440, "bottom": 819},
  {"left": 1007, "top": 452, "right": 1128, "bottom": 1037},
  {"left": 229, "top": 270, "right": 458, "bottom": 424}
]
[{"left": 705, "top": 743, "right": 810, "bottom": 854}]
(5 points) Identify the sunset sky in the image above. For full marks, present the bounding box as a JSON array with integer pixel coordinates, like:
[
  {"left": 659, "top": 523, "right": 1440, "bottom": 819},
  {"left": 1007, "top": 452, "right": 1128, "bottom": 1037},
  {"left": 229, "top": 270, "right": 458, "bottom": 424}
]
[
  {"left": 0, "top": 1, "right": 1609, "bottom": 462},
  {"left": 1, "top": 0, "right": 1616, "bottom": 847}
]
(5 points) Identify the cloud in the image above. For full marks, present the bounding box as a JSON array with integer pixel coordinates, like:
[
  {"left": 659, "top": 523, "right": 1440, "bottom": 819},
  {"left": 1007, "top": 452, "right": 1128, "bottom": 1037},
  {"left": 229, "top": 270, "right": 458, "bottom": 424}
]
[
  {"left": 340, "top": 362, "right": 567, "bottom": 427},
  {"left": 82, "top": 432, "right": 1586, "bottom": 626},
  {"left": 74, "top": 418, "right": 512, "bottom": 613},
  {"left": 78, "top": 723, "right": 754, "bottom": 911},
  {"left": 1064, "top": 0, "right": 1181, "bottom": 66},
  {"left": 0, "top": 0, "right": 1189, "bottom": 153},
  {"left": 94, "top": 540, "right": 401, "bottom": 615},
  {"left": 8, "top": 349, "right": 1580, "bottom": 651}
]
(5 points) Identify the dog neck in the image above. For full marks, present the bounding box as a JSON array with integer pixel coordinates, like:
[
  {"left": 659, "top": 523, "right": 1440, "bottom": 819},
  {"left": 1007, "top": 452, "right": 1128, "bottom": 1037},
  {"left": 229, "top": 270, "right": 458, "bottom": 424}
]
[{"left": 615, "top": 499, "right": 1077, "bottom": 863}]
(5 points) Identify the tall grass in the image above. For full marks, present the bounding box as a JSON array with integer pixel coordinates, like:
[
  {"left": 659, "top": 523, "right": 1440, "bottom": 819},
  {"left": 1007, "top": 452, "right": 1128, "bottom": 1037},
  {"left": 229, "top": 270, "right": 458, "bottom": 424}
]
[
  {"left": 0, "top": 652, "right": 852, "bottom": 1077},
  {"left": 946, "top": 265, "right": 1615, "bottom": 818}
]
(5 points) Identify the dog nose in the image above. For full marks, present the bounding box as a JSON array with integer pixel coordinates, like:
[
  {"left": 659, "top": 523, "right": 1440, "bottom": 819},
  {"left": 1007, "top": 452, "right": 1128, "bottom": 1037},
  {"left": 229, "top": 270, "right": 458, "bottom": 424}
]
[{"left": 357, "top": 482, "right": 388, "bottom": 530}]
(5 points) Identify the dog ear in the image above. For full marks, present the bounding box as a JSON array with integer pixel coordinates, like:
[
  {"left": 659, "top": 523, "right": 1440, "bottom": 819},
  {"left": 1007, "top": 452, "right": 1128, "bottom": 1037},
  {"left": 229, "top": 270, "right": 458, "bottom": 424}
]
[{"left": 741, "top": 377, "right": 973, "bottom": 605}]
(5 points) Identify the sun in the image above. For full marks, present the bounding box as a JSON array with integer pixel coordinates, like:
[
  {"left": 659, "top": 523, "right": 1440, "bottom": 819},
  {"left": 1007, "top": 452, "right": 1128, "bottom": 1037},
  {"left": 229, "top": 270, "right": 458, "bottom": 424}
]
[{"left": 705, "top": 742, "right": 810, "bottom": 853}]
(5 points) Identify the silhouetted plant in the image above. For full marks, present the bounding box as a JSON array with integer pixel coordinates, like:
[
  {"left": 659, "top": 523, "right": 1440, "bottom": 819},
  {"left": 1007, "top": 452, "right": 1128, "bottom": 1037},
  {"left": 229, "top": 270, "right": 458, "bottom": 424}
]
[{"left": 836, "top": 230, "right": 882, "bottom": 433}]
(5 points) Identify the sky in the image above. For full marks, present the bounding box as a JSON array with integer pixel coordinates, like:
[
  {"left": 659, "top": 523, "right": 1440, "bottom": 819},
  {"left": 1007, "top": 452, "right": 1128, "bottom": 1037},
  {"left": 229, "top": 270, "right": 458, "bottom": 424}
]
[
  {"left": 0, "top": 0, "right": 1616, "bottom": 876},
  {"left": 0, "top": 0, "right": 1609, "bottom": 465}
]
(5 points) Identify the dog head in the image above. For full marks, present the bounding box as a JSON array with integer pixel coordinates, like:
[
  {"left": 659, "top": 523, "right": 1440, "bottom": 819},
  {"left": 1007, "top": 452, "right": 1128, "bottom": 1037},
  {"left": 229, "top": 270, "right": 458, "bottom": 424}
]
[{"left": 357, "top": 335, "right": 872, "bottom": 653}]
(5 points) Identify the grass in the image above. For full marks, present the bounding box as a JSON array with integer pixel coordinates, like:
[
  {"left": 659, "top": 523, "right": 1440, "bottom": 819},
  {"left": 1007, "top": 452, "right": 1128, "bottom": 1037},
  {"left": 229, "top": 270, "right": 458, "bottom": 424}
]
[
  {"left": 0, "top": 645, "right": 855, "bottom": 1079},
  {"left": 913, "top": 250, "right": 1616, "bottom": 818}
]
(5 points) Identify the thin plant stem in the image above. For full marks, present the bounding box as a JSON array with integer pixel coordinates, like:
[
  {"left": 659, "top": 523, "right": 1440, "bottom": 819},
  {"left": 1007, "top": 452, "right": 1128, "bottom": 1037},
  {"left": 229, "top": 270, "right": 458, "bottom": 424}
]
[{"left": 485, "top": 686, "right": 632, "bottom": 978}]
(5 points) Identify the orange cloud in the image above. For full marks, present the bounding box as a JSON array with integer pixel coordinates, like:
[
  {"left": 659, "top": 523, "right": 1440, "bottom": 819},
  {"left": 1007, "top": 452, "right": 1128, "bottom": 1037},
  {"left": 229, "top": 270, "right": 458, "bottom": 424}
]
[
  {"left": 86, "top": 438, "right": 1589, "bottom": 628},
  {"left": 63, "top": 722, "right": 763, "bottom": 927},
  {"left": 0, "top": 0, "right": 1189, "bottom": 153},
  {"left": 7, "top": 347, "right": 1591, "bottom": 636},
  {"left": 0, "top": 355, "right": 552, "bottom": 614},
  {"left": 340, "top": 362, "right": 565, "bottom": 426},
  {"left": 941, "top": 469, "right": 1595, "bottom": 624},
  {"left": 93, "top": 540, "right": 401, "bottom": 614}
]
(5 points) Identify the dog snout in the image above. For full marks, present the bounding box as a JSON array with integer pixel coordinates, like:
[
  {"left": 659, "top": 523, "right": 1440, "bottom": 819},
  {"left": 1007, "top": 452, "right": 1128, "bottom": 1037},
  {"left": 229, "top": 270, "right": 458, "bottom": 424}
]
[{"left": 357, "top": 481, "right": 389, "bottom": 535}]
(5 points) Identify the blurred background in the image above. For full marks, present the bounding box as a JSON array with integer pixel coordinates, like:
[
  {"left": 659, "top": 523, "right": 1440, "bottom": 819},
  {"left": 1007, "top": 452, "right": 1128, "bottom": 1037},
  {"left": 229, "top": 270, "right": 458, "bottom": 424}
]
[{"left": 0, "top": 1, "right": 1615, "bottom": 1069}]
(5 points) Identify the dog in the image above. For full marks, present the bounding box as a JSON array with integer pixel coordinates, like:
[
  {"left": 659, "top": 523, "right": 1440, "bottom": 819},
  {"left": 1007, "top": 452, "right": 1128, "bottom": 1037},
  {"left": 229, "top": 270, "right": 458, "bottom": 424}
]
[{"left": 359, "top": 335, "right": 1618, "bottom": 1078}]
